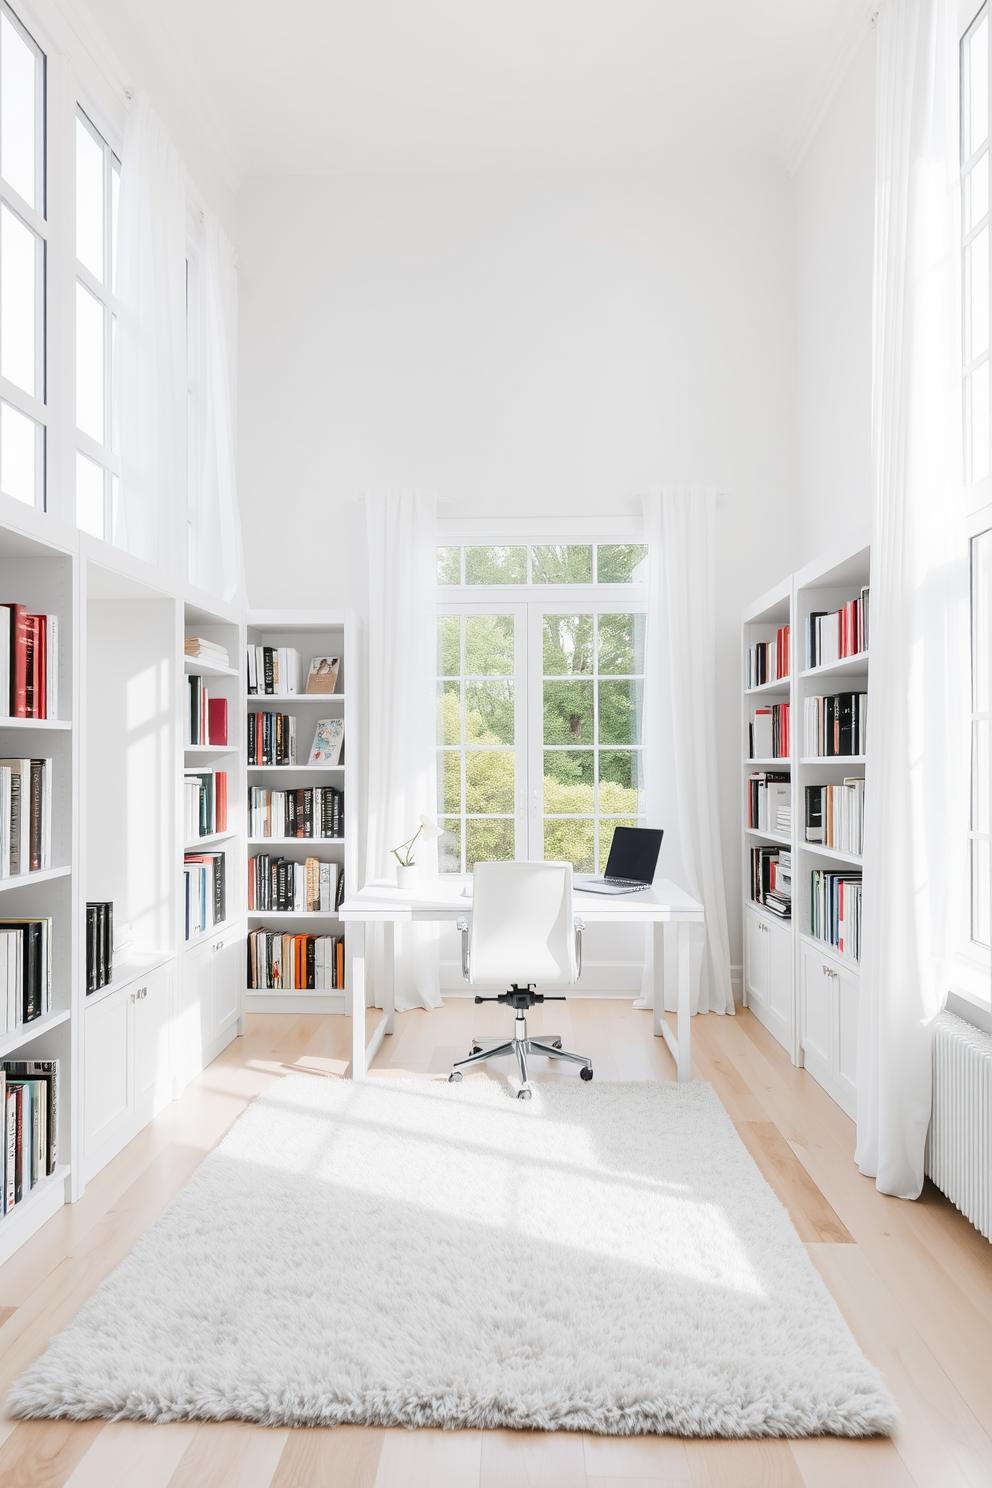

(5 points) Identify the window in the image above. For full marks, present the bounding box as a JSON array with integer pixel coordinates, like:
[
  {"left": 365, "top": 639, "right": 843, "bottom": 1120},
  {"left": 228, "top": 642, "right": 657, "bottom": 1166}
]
[
  {"left": 963, "top": 6, "right": 991, "bottom": 487},
  {"left": 74, "top": 109, "right": 120, "bottom": 539},
  {"left": 0, "top": 3, "right": 45, "bottom": 508},
  {"left": 436, "top": 542, "right": 646, "bottom": 873},
  {"left": 970, "top": 525, "right": 991, "bottom": 952}
]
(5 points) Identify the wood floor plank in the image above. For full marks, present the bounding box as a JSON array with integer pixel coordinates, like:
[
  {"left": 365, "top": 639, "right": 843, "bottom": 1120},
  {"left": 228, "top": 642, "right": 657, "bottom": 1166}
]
[
  {"left": 269, "top": 1425, "right": 383, "bottom": 1488},
  {"left": 734, "top": 1122, "right": 854, "bottom": 1243},
  {"left": 787, "top": 1436, "right": 917, "bottom": 1488},
  {"left": 479, "top": 1429, "right": 586, "bottom": 1488},
  {"left": 684, "top": 1438, "right": 804, "bottom": 1488},
  {"left": 0, "top": 1420, "right": 103, "bottom": 1488},
  {"left": 62, "top": 1422, "right": 196, "bottom": 1488},
  {"left": 167, "top": 1422, "right": 289, "bottom": 1488},
  {"left": 584, "top": 1479, "right": 689, "bottom": 1488},
  {"left": 374, "top": 1425, "right": 482, "bottom": 1487},
  {"left": 582, "top": 1433, "right": 691, "bottom": 1479}
]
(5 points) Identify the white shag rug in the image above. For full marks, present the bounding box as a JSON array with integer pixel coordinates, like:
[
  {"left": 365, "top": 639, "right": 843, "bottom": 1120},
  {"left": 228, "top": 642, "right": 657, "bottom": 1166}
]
[{"left": 8, "top": 1076, "right": 898, "bottom": 1437}]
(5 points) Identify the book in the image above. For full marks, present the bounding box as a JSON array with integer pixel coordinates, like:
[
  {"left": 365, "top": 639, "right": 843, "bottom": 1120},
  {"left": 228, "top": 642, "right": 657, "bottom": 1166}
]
[
  {"left": 803, "top": 693, "right": 868, "bottom": 757},
  {"left": 305, "top": 656, "right": 340, "bottom": 694},
  {"left": 0, "top": 607, "right": 57, "bottom": 718},
  {"left": 248, "top": 713, "right": 297, "bottom": 765},
  {"left": 0, "top": 919, "right": 51, "bottom": 1023},
  {"left": 184, "top": 854, "right": 226, "bottom": 932},
  {"left": 248, "top": 786, "right": 343, "bottom": 839},
  {"left": 207, "top": 697, "right": 228, "bottom": 746},
  {"left": 3, "top": 1060, "right": 58, "bottom": 1178},
  {"left": 247, "top": 646, "right": 303, "bottom": 695},
  {"left": 810, "top": 869, "right": 863, "bottom": 959},
  {"left": 309, "top": 719, "right": 344, "bottom": 766},
  {"left": 247, "top": 928, "right": 343, "bottom": 989},
  {"left": 0, "top": 758, "right": 29, "bottom": 875},
  {"left": 185, "top": 637, "right": 230, "bottom": 665},
  {"left": 86, "top": 903, "right": 113, "bottom": 993},
  {"left": 745, "top": 626, "right": 790, "bottom": 689}
]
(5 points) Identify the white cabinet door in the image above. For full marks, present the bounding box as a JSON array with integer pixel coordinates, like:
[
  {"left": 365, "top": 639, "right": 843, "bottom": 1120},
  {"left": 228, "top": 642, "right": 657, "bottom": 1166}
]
[
  {"left": 767, "top": 917, "right": 793, "bottom": 1033},
  {"left": 801, "top": 940, "right": 833, "bottom": 1075},
  {"left": 133, "top": 966, "right": 173, "bottom": 1123},
  {"left": 210, "top": 925, "right": 242, "bottom": 1042},
  {"left": 182, "top": 942, "right": 214, "bottom": 1085},
  {"left": 83, "top": 991, "right": 131, "bottom": 1160},
  {"left": 744, "top": 907, "right": 770, "bottom": 1009},
  {"left": 836, "top": 962, "right": 859, "bottom": 1113}
]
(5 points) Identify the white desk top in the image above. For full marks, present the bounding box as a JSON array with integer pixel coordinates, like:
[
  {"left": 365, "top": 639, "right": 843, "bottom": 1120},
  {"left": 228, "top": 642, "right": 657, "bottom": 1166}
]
[{"left": 338, "top": 876, "right": 704, "bottom": 923}]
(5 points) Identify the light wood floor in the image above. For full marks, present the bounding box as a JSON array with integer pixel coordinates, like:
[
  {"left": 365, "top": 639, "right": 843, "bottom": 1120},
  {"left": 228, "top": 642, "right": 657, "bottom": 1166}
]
[{"left": 0, "top": 1000, "right": 990, "bottom": 1488}]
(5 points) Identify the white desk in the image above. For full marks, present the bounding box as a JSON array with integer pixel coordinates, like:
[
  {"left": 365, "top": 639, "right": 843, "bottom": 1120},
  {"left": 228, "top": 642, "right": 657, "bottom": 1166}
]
[{"left": 338, "top": 876, "right": 705, "bottom": 1082}]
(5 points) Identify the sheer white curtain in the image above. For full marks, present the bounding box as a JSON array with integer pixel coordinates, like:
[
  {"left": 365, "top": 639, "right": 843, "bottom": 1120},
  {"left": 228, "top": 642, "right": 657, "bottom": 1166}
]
[
  {"left": 641, "top": 488, "right": 734, "bottom": 1015},
  {"left": 193, "top": 213, "right": 246, "bottom": 604},
  {"left": 365, "top": 491, "right": 442, "bottom": 1011},
  {"left": 114, "top": 93, "right": 186, "bottom": 572},
  {"left": 856, "top": 0, "right": 969, "bottom": 1198}
]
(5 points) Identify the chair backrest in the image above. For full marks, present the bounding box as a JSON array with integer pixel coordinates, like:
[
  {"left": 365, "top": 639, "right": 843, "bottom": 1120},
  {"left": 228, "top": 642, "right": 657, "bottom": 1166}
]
[{"left": 468, "top": 860, "right": 577, "bottom": 986}]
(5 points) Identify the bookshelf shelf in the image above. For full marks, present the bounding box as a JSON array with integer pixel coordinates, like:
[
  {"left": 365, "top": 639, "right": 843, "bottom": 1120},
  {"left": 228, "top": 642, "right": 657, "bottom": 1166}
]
[
  {"left": 744, "top": 678, "right": 791, "bottom": 696},
  {"left": 184, "top": 830, "right": 238, "bottom": 850},
  {"left": 0, "top": 865, "right": 72, "bottom": 894},
  {"left": 247, "top": 909, "right": 340, "bottom": 920},
  {"left": 747, "top": 757, "right": 790, "bottom": 767},
  {"left": 800, "top": 651, "right": 868, "bottom": 681},
  {"left": 799, "top": 930, "right": 861, "bottom": 974},
  {"left": 0, "top": 1007, "right": 72, "bottom": 1059},
  {"left": 0, "top": 717, "right": 72, "bottom": 730},
  {"left": 184, "top": 655, "right": 238, "bottom": 678},
  {"left": 83, "top": 950, "right": 175, "bottom": 1008},
  {"left": 800, "top": 843, "right": 863, "bottom": 866},
  {"left": 745, "top": 829, "right": 790, "bottom": 847},
  {"left": 184, "top": 916, "right": 237, "bottom": 948},
  {"left": 0, "top": 1163, "right": 71, "bottom": 1256},
  {"left": 247, "top": 837, "right": 345, "bottom": 846},
  {"left": 246, "top": 694, "right": 344, "bottom": 704},
  {"left": 184, "top": 744, "right": 234, "bottom": 757},
  {"left": 800, "top": 755, "right": 866, "bottom": 765}
]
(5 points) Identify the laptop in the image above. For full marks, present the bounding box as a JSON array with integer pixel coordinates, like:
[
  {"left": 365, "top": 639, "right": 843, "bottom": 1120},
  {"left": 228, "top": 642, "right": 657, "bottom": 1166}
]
[{"left": 576, "top": 826, "right": 664, "bottom": 895}]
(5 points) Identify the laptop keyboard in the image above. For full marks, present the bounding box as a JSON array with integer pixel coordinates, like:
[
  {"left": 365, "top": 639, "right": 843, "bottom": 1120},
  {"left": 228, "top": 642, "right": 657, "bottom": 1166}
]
[{"left": 605, "top": 877, "right": 646, "bottom": 887}]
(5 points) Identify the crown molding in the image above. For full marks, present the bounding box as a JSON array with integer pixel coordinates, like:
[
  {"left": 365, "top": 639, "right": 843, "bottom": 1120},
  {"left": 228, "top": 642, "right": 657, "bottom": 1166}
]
[{"left": 780, "top": 0, "right": 876, "bottom": 177}]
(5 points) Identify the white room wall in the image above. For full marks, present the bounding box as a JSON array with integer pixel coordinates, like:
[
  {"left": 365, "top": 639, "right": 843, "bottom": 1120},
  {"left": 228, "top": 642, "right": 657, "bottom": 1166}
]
[
  {"left": 793, "top": 31, "right": 876, "bottom": 567},
  {"left": 237, "top": 166, "right": 798, "bottom": 985}
]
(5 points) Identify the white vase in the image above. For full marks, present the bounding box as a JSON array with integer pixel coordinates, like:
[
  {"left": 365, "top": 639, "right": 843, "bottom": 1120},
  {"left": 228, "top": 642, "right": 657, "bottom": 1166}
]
[{"left": 396, "top": 864, "right": 419, "bottom": 888}]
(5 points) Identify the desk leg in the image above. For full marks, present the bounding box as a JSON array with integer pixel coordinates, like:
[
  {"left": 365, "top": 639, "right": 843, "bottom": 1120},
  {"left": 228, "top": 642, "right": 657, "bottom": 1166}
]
[
  {"left": 652, "top": 923, "right": 666, "bottom": 1038},
  {"left": 383, "top": 922, "right": 395, "bottom": 1036},
  {"left": 351, "top": 921, "right": 367, "bottom": 1081},
  {"left": 676, "top": 921, "right": 692, "bottom": 1083}
]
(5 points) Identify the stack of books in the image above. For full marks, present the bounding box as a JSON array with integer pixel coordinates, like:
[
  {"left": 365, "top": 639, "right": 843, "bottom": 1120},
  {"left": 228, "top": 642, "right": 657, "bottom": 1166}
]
[
  {"left": 0, "top": 919, "right": 51, "bottom": 1029},
  {"left": 183, "top": 770, "right": 228, "bottom": 841},
  {"left": 2, "top": 1060, "right": 59, "bottom": 1211},
  {"left": 810, "top": 870, "right": 862, "bottom": 959},
  {"left": 803, "top": 694, "right": 867, "bottom": 757},
  {"left": 747, "top": 772, "right": 791, "bottom": 834},
  {"left": 745, "top": 625, "right": 790, "bottom": 688},
  {"left": 805, "top": 779, "right": 865, "bottom": 854},
  {"left": 184, "top": 852, "right": 226, "bottom": 939},
  {"left": 185, "top": 636, "right": 230, "bottom": 668},
  {"left": 749, "top": 704, "right": 790, "bottom": 759},
  {"left": 247, "top": 646, "right": 303, "bottom": 695},
  {"left": 248, "top": 855, "right": 338, "bottom": 913},
  {"left": 806, "top": 591, "right": 869, "bottom": 668},
  {"left": 187, "top": 676, "right": 228, "bottom": 745},
  {"left": 247, "top": 930, "right": 344, "bottom": 990},
  {"left": 248, "top": 713, "right": 297, "bottom": 765},
  {"left": 249, "top": 786, "right": 343, "bottom": 839},
  {"left": 0, "top": 605, "right": 59, "bottom": 719},
  {"left": 0, "top": 757, "right": 52, "bottom": 876},
  {"left": 85, "top": 902, "right": 113, "bottom": 993},
  {"left": 750, "top": 846, "right": 791, "bottom": 918}
]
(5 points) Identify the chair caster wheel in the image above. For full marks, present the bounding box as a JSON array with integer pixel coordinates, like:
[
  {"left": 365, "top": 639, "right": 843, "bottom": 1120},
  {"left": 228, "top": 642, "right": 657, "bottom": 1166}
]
[
  {"left": 449, "top": 1071, "right": 463, "bottom": 1083},
  {"left": 470, "top": 1045, "right": 482, "bottom": 1055},
  {"left": 580, "top": 1066, "right": 593, "bottom": 1081},
  {"left": 551, "top": 1039, "right": 562, "bottom": 1049},
  {"left": 517, "top": 1087, "right": 533, "bottom": 1100}
]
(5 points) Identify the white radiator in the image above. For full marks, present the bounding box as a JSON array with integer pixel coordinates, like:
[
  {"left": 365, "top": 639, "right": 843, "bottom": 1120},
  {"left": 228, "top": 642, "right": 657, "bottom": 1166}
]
[{"left": 926, "top": 1012, "right": 992, "bottom": 1242}]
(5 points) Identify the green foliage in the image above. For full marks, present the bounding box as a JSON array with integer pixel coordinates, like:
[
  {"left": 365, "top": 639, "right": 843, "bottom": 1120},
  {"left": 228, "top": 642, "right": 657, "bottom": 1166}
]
[
  {"left": 532, "top": 545, "right": 593, "bottom": 584},
  {"left": 597, "top": 544, "right": 648, "bottom": 583},
  {"left": 436, "top": 547, "right": 461, "bottom": 585},
  {"left": 465, "top": 546, "right": 527, "bottom": 584}
]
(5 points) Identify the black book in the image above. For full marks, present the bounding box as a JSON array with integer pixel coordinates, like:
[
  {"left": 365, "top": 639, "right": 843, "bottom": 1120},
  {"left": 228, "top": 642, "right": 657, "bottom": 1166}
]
[
  {"left": 275, "top": 858, "right": 288, "bottom": 911},
  {"left": 335, "top": 872, "right": 345, "bottom": 910},
  {"left": 263, "top": 646, "right": 275, "bottom": 694},
  {"left": 86, "top": 905, "right": 98, "bottom": 993},
  {"left": 825, "top": 696, "right": 838, "bottom": 756},
  {"left": 807, "top": 611, "right": 827, "bottom": 669},
  {"left": 301, "top": 789, "right": 312, "bottom": 839},
  {"left": 286, "top": 790, "right": 298, "bottom": 839},
  {"left": 247, "top": 712, "right": 256, "bottom": 761},
  {"left": 306, "top": 937, "right": 316, "bottom": 990},
  {"left": 837, "top": 693, "right": 857, "bottom": 755},
  {"left": 804, "top": 786, "right": 824, "bottom": 842},
  {"left": 4, "top": 1059, "right": 58, "bottom": 1175},
  {"left": 24, "top": 923, "right": 40, "bottom": 1021},
  {"left": 213, "top": 857, "right": 225, "bottom": 926}
]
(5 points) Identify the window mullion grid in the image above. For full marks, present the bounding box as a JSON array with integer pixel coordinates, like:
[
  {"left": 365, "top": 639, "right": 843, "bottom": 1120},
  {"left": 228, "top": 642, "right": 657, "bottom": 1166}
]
[
  {"left": 592, "top": 612, "right": 600, "bottom": 874},
  {"left": 460, "top": 617, "right": 467, "bottom": 873}
]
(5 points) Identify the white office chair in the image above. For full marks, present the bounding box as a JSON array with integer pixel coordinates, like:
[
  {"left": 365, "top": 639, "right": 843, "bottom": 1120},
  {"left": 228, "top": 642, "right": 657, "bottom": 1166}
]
[{"left": 448, "top": 860, "right": 592, "bottom": 1099}]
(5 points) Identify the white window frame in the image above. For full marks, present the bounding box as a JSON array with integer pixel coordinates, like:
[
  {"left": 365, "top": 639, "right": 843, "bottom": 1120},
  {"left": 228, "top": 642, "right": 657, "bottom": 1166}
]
[{"left": 74, "top": 103, "right": 120, "bottom": 540}]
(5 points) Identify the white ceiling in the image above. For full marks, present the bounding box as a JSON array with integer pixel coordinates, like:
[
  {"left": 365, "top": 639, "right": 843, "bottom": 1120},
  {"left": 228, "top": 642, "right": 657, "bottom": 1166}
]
[{"left": 82, "top": 0, "right": 854, "bottom": 179}]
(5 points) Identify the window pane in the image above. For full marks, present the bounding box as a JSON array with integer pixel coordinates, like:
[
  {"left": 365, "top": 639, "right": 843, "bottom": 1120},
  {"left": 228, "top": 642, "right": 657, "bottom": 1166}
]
[
  {"left": 544, "top": 750, "right": 594, "bottom": 813},
  {"left": 466, "top": 679, "right": 514, "bottom": 744},
  {"left": 0, "top": 398, "right": 41, "bottom": 504},
  {"left": 466, "top": 818, "right": 514, "bottom": 867},
  {"left": 598, "top": 679, "right": 644, "bottom": 745},
  {"left": 75, "top": 450, "right": 105, "bottom": 537},
  {"left": 1, "top": 11, "right": 42, "bottom": 211},
  {"left": 0, "top": 202, "right": 40, "bottom": 396},
  {"left": 544, "top": 818, "right": 594, "bottom": 872},
  {"left": 466, "top": 750, "right": 514, "bottom": 812},
  {"left": 544, "top": 679, "right": 593, "bottom": 744},
  {"left": 111, "top": 159, "right": 120, "bottom": 293},
  {"left": 600, "top": 750, "right": 644, "bottom": 814},
  {"left": 439, "top": 750, "right": 461, "bottom": 815},
  {"left": 542, "top": 613, "right": 593, "bottom": 674},
  {"left": 437, "top": 546, "right": 461, "bottom": 584},
  {"left": 973, "top": 528, "right": 991, "bottom": 711},
  {"left": 969, "top": 361, "right": 991, "bottom": 483},
  {"left": 967, "top": 152, "right": 990, "bottom": 233},
  {"left": 599, "top": 817, "right": 639, "bottom": 873},
  {"left": 76, "top": 114, "right": 104, "bottom": 281},
  {"left": 967, "top": 15, "right": 990, "bottom": 159},
  {"left": 465, "top": 613, "right": 514, "bottom": 676},
  {"left": 76, "top": 281, "right": 105, "bottom": 441},
  {"left": 439, "top": 818, "right": 461, "bottom": 873},
  {"left": 437, "top": 616, "right": 460, "bottom": 676},
  {"left": 599, "top": 613, "right": 645, "bottom": 675},
  {"left": 975, "top": 719, "right": 990, "bottom": 836},
  {"left": 437, "top": 681, "right": 460, "bottom": 744},
  {"left": 532, "top": 544, "right": 592, "bottom": 584},
  {"left": 464, "top": 545, "right": 526, "bottom": 584},
  {"left": 597, "top": 543, "right": 647, "bottom": 583},
  {"left": 973, "top": 838, "right": 991, "bottom": 947},
  {"left": 968, "top": 225, "right": 990, "bottom": 361}
]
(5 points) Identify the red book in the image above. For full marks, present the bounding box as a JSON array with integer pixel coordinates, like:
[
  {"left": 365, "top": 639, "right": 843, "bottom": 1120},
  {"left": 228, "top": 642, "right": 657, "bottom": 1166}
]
[
  {"left": 208, "top": 697, "right": 228, "bottom": 746},
  {"left": 4, "top": 604, "right": 27, "bottom": 717},
  {"left": 23, "top": 615, "right": 39, "bottom": 718},
  {"left": 336, "top": 938, "right": 345, "bottom": 990},
  {"left": 215, "top": 771, "right": 228, "bottom": 833},
  {"left": 34, "top": 615, "right": 46, "bottom": 719}
]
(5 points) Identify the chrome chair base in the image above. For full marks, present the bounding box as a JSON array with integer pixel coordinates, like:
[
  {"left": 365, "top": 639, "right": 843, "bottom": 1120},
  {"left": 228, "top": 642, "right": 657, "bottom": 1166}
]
[{"left": 449, "top": 1013, "right": 593, "bottom": 1099}]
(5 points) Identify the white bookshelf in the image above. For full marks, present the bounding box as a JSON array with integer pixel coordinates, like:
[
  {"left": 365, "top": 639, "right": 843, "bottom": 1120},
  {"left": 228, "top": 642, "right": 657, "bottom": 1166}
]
[
  {"left": 244, "top": 610, "right": 360, "bottom": 1016},
  {"left": 741, "top": 532, "right": 870, "bottom": 1120}
]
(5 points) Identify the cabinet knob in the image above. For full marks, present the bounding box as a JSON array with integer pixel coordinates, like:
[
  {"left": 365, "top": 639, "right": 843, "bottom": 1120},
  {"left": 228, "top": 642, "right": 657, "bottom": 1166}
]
[
  {"left": 137, "top": 986, "right": 147, "bottom": 999},
  {"left": 129, "top": 992, "right": 136, "bottom": 1003},
  {"left": 822, "top": 964, "right": 837, "bottom": 978},
  {"left": 213, "top": 941, "right": 223, "bottom": 952}
]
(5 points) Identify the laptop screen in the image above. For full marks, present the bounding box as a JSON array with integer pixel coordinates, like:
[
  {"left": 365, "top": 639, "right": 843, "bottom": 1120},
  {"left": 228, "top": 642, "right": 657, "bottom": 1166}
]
[{"left": 603, "top": 825, "right": 664, "bottom": 883}]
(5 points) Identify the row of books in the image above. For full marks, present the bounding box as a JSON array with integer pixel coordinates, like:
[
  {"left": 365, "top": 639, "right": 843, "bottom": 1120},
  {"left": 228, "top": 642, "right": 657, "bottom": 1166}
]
[
  {"left": 85, "top": 901, "right": 113, "bottom": 994},
  {"left": 248, "top": 855, "right": 341, "bottom": 913},
  {"left": 248, "top": 786, "right": 343, "bottom": 840},
  {"left": 746, "top": 625, "right": 790, "bottom": 689},
  {"left": 803, "top": 693, "right": 867, "bottom": 758},
  {"left": 247, "top": 714, "right": 346, "bottom": 767},
  {"left": 183, "top": 771, "right": 228, "bottom": 842},
  {"left": 810, "top": 870, "right": 862, "bottom": 960},
  {"left": 805, "top": 779, "right": 865, "bottom": 856},
  {"left": 0, "top": 918, "right": 51, "bottom": 1032},
  {"left": 749, "top": 704, "right": 790, "bottom": 760},
  {"left": 187, "top": 676, "right": 229, "bottom": 747},
  {"left": 747, "top": 772, "right": 790, "bottom": 835},
  {"left": 1, "top": 605, "right": 58, "bottom": 719},
  {"left": 185, "top": 636, "right": 230, "bottom": 667},
  {"left": 750, "top": 846, "right": 791, "bottom": 918},
  {"left": 0, "top": 757, "right": 51, "bottom": 876},
  {"left": 2, "top": 1060, "right": 58, "bottom": 1212},
  {"left": 247, "top": 646, "right": 304, "bottom": 696},
  {"left": 806, "top": 590, "right": 869, "bottom": 669},
  {"left": 247, "top": 930, "right": 345, "bottom": 990},
  {"left": 184, "top": 853, "right": 226, "bottom": 940}
]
